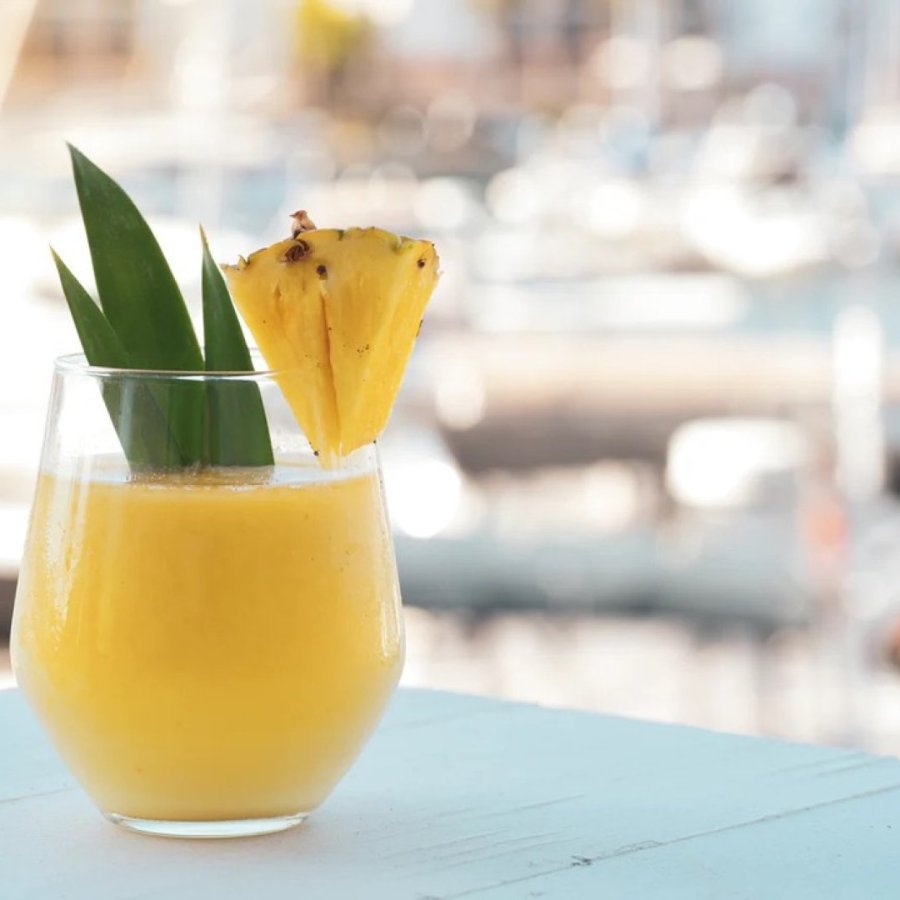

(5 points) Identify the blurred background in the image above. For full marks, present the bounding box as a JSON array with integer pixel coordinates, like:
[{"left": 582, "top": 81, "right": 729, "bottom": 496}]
[{"left": 5, "top": 0, "right": 900, "bottom": 751}]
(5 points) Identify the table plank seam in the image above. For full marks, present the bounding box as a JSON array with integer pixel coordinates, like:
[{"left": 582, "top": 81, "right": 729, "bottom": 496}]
[
  {"left": 442, "top": 780, "right": 900, "bottom": 898},
  {"left": 381, "top": 707, "right": 521, "bottom": 733},
  {"left": 0, "top": 784, "right": 75, "bottom": 806},
  {"left": 430, "top": 834, "right": 573, "bottom": 873}
]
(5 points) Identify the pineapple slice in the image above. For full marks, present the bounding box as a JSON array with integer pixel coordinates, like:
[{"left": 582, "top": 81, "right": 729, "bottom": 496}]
[{"left": 224, "top": 223, "right": 438, "bottom": 458}]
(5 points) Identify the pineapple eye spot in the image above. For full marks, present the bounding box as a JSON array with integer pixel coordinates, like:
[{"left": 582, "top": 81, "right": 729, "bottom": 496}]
[
  {"left": 316, "top": 264, "right": 327, "bottom": 277},
  {"left": 417, "top": 259, "right": 426, "bottom": 269},
  {"left": 281, "top": 240, "right": 310, "bottom": 263}
]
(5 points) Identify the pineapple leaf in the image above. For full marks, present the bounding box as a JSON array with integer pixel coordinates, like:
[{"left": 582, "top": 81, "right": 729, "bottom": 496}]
[
  {"left": 68, "top": 144, "right": 206, "bottom": 464},
  {"left": 51, "top": 249, "right": 185, "bottom": 467},
  {"left": 51, "top": 249, "right": 128, "bottom": 368},
  {"left": 201, "top": 228, "right": 274, "bottom": 467}
]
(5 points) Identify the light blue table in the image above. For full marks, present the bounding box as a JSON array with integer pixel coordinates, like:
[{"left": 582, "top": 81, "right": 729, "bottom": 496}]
[{"left": 2, "top": 687, "right": 899, "bottom": 898}]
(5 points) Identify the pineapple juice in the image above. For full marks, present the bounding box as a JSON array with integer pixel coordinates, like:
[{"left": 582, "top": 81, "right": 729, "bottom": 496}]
[{"left": 12, "top": 459, "right": 404, "bottom": 822}]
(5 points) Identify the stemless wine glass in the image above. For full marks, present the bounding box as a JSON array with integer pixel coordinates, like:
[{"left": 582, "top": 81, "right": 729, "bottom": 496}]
[{"left": 11, "top": 355, "right": 404, "bottom": 838}]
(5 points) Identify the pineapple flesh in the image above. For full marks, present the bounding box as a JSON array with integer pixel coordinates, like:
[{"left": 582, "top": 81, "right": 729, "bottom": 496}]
[{"left": 224, "top": 225, "right": 439, "bottom": 458}]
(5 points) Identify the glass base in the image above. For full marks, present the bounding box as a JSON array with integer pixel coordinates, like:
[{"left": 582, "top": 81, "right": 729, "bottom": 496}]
[{"left": 106, "top": 811, "right": 309, "bottom": 839}]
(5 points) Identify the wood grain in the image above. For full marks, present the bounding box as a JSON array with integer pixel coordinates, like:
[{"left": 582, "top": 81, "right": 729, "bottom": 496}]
[{"left": 2, "top": 688, "right": 898, "bottom": 899}]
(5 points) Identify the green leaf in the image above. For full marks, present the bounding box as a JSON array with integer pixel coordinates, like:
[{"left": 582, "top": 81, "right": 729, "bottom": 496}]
[
  {"left": 51, "top": 249, "right": 184, "bottom": 467},
  {"left": 52, "top": 248, "right": 128, "bottom": 368},
  {"left": 68, "top": 144, "right": 205, "bottom": 464},
  {"left": 201, "top": 228, "right": 274, "bottom": 467}
]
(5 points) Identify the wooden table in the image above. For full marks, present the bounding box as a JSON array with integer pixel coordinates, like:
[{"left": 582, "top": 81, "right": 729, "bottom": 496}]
[{"left": 3, "top": 687, "right": 899, "bottom": 898}]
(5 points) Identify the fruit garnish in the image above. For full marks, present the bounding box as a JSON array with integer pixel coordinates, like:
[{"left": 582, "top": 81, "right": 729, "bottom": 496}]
[
  {"left": 54, "top": 146, "right": 273, "bottom": 469},
  {"left": 224, "top": 219, "right": 439, "bottom": 459}
]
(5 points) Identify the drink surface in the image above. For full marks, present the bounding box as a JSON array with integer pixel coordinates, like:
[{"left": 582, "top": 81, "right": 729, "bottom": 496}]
[{"left": 12, "top": 459, "right": 404, "bottom": 821}]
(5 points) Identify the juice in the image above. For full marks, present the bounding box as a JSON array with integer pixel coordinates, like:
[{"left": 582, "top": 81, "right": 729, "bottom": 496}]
[{"left": 12, "top": 460, "right": 404, "bottom": 822}]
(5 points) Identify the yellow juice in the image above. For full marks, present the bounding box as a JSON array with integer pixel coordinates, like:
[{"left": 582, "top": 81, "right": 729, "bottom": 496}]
[{"left": 12, "top": 461, "right": 403, "bottom": 822}]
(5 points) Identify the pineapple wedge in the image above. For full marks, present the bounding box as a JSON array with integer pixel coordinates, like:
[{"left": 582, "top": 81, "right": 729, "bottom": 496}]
[{"left": 225, "top": 224, "right": 439, "bottom": 458}]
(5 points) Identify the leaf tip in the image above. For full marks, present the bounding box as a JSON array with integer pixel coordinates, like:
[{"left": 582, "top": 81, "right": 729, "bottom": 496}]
[
  {"left": 49, "top": 245, "right": 69, "bottom": 276},
  {"left": 66, "top": 142, "right": 89, "bottom": 167}
]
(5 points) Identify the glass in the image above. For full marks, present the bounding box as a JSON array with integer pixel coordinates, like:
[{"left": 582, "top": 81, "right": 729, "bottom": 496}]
[{"left": 11, "top": 355, "right": 404, "bottom": 838}]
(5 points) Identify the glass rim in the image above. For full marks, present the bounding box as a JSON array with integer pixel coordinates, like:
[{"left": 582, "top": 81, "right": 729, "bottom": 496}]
[{"left": 54, "top": 352, "right": 285, "bottom": 380}]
